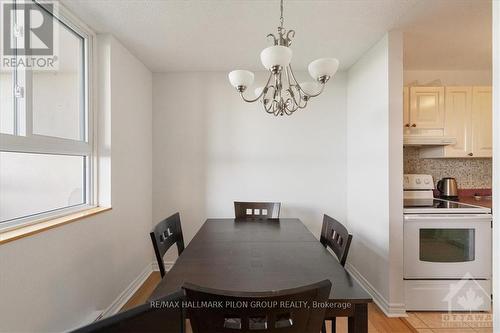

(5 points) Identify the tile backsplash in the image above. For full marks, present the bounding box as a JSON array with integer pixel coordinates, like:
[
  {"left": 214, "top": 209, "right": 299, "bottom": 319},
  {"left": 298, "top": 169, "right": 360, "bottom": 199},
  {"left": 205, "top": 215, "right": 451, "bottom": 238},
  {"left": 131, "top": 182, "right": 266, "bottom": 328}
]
[{"left": 404, "top": 147, "right": 492, "bottom": 189}]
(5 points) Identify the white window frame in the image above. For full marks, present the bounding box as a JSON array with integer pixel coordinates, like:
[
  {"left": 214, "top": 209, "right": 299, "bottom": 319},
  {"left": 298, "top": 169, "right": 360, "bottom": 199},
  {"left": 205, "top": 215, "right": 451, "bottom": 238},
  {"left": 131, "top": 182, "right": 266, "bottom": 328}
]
[{"left": 0, "top": 1, "right": 97, "bottom": 231}]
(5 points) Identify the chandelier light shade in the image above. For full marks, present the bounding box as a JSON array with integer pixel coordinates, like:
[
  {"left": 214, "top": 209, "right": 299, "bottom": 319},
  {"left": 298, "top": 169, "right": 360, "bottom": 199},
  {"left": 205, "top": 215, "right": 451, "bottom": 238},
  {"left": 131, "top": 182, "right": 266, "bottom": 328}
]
[
  {"left": 228, "top": 70, "right": 255, "bottom": 91},
  {"left": 260, "top": 46, "right": 293, "bottom": 71},
  {"left": 228, "top": 0, "right": 339, "bottom": 116},
  {"left": 308, "top": 58, "right": 340, "bottom": 82}
]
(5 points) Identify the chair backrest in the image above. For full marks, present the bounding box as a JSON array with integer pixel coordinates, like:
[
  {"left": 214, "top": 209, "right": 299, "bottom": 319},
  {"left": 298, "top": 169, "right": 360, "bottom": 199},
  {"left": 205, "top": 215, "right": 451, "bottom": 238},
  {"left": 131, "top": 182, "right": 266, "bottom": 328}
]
[
  {"left": 71, "top": 291, "right": 185, "bottom": 333},
  {"left": 183, "top": 280, "right": 331, "bottom": 333},
  {"left": 234, "top": 202, "right": 281, "bottom": 219},
  {"left": 320, "top": 214, "right": 353, "bottom": 267},
  {"left": 150, "top": 212, "right": 185, "bottom": 277}
]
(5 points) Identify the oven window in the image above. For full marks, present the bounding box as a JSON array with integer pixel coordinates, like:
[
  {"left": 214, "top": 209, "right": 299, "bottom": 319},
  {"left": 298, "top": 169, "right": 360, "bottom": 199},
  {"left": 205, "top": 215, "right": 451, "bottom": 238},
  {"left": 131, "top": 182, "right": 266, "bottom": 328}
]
[{"left": 419, "top": 229, "right": 475, "bottom": 262}]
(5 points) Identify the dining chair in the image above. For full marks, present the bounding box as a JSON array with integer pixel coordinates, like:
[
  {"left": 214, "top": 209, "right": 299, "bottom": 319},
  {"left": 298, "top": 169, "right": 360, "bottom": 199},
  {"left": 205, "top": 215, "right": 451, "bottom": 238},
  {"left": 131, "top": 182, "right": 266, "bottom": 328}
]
[
  {"left": 150, "top": 212, "right": 185, "bottom": 278},
  {"left": 320, "top": 214, "right": 353, "bottom": 333},
  {"left": 71, "top": 290, "right": 185, "bottom": 333},
  {"left": 183, "top": 280, "right": 331, "bottom": 333},
  {"left": 234, "top": 201, "right": 281, "bottom": 219}
]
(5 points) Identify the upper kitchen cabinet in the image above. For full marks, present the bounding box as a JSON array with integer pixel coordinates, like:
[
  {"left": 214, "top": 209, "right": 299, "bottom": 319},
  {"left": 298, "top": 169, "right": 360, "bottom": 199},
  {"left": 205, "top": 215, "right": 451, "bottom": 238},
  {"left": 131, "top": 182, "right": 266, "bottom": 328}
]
[
  {"left": 419, "top": 86, "right": 492, "bottom": 158},
  {"left": 443, "top": 87, "right": 473, "bottom": 157},
  {"left": 471, "top": 87, "right": 493, "bottom": 157},
  {"left": 403, "top": 87, "right": 410, "bottom": 129},
  {"left": 409, "top": 87, "right": 445, "bottom": 129}
]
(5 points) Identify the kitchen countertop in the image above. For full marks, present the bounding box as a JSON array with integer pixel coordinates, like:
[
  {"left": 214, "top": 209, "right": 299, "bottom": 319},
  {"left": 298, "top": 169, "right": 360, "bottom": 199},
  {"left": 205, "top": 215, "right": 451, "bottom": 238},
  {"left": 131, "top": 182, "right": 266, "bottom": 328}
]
[
  {"left": 456, "top": 196, "right": 492, "bottom": 209},
  {"left": 456, "top": 189, "right": 492, "bottom": 209}
]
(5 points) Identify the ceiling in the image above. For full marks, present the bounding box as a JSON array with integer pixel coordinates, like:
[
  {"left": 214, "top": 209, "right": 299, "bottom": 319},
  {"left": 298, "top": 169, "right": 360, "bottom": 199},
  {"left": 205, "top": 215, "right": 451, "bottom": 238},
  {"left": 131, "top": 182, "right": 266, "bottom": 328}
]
[
  {"left": 401, "top": 0, "right": 491, "bottom": 70},
  {"left": 60, "top": 0, "right": 492, "bottom": 72}
]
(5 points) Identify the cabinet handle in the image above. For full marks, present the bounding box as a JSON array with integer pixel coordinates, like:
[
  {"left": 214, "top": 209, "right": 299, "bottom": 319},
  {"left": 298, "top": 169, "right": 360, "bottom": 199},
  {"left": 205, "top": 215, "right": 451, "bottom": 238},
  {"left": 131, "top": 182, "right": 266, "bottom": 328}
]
[
  {"left": 411, "top": 124, "right": 417, "bottom": 127},
  {"left": 405, "top": 124, "right": 410, "bottom": 127},
  {"left": 468, "top": 153, "right": 474, "bottom": 156}
]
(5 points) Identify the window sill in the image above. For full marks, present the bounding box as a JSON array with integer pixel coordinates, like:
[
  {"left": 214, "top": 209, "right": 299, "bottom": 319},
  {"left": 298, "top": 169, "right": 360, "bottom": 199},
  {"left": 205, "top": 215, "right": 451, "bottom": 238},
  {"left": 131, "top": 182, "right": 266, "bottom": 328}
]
[{"left": 0, "top": 206, "right": 112, "bottom": 245}]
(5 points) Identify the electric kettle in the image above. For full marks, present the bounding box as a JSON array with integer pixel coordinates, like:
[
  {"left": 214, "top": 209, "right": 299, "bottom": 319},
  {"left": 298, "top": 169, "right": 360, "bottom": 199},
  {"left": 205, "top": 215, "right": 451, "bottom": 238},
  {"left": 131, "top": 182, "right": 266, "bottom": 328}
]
[{"left": 436, "top": 177, "right": 458, "bottom": 199}]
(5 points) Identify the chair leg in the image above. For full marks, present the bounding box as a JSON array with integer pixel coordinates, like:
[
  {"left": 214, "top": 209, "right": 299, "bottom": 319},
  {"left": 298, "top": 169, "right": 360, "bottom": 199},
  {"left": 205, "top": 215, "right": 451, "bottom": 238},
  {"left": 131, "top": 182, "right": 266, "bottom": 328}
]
[{"left": 321, "top": 320, "right": 327, "bottom": 333}]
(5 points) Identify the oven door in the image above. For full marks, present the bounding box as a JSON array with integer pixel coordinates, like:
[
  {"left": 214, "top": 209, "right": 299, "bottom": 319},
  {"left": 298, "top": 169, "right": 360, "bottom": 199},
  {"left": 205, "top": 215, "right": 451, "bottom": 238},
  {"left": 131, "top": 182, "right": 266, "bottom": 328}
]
[{"left": 404, "top": 214, "right": 492, "bottom": 279}]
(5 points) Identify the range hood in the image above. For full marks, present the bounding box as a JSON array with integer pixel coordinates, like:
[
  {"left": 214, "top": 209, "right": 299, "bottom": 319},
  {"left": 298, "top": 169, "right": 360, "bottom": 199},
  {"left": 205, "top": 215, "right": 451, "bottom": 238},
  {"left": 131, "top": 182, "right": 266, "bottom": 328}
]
[{"left": 403, "top": 135, "right": 456, "bottom": 146}]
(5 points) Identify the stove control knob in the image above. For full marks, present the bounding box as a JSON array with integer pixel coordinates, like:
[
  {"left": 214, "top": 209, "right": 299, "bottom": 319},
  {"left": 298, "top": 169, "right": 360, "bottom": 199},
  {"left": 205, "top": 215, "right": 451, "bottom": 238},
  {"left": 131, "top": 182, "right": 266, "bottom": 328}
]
[
  {"left": 416, "top": 179, "right": 421, "bottom": 184},
  {"left": 424, "top": 178, "right": 430, "bottom": 184}
]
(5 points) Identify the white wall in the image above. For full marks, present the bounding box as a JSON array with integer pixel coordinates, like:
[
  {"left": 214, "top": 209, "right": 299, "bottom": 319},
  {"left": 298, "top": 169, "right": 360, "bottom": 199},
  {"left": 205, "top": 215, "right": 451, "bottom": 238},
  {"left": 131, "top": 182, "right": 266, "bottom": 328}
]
[
  {"left": 387, "top": 32, "right": 405, "bottom": 315},
  {"left": 492, "top": 0, "right": 499, "bottom": 330},
  {"left": 0, "top": 35, "right": 153, "bottom": 332},
  {"left": 346, "top": 32, "right": 404, "bottom": 316},
  {"left": 152, "top": 71, "right": 347, "bottom": 249},
  {"left": 404, "top": 70, "right": 492, "bottom": 86}
]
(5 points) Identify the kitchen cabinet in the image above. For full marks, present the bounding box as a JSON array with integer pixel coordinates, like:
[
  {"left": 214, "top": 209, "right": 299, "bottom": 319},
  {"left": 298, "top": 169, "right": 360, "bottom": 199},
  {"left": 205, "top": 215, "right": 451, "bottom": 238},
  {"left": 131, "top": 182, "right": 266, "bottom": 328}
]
[
  {"left": 471, "top": 87, "right": 493, "bottom": 157},
  {"left": 409, "top": 87, "right": 445, "bottom": 129},
  {"left": 443, "top": 86, "right": 472, "bottom": 157},
  {"left": 403, "top": 87, "right": 410, "bottom": 129},
  {"left": 419, "top": 86, "right": 492, "bottom": 158}
]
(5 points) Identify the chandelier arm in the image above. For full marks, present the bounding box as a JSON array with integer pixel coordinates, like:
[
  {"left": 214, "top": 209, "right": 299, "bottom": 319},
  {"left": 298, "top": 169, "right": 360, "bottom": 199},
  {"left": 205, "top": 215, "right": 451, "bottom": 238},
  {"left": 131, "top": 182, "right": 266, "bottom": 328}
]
[
  {"left": 264, "top": 102, "right": 274, "bottom": 114},
  {"left": 298, "top": 88, "right": 310, "bottom": 108},
  {"left": 284, "top": 65, "right": 292, "bottom": 87},
  {"left": 282, "top": 66, "right": 300, "bottom": 108},
  {"left": 277, "top": 72, "right": 283, "bottom": 101},
  {"left": 287, "top": 81, "right": 307, "bottom": 108},
  {"left": 265, "top": 85, "right": 277, "bottom": 105},
  {"left": 287, "top": 64, "right": 305, "bottom": 92},
  {"left": 299, "top": 98, "right": 308, "bottom": 109},
  {"left": 271, "top": 100, "right": 277, "bottom": 115},
  {"left": 266, "top": 85, "right": 277, "bottom": 96},
  {"left": 285, "top": 98, "right": 299, "bottom": 113},
  {"left": 297, "top": 90, "right": 308, "bottom": 108},
  {"left": 284, "top": 69, "right": 306, "bottom": 108},
  {"left": 285, "top": 65, "right": 296, "bottom": 85},
  {"left": 289, "top": 82, "right": 308, "bottom": 110},
  {"left": 305, "top": 82, "right": 326, "bottom": 98},
  {"left": 287, "top": 85, "right": 302, "bottom": 108},
  {"left": 264, "top": 93, "right": 275, "bottom": 114},
  {"left": 284, "top": 103, "right": 296, "bottom": 115},
  {"left": 239, "top": 72, "right": 274, "bottom": 103},
  {"left": 273, "top": 100, "right": 281, "bottom": 116},
  {"left": 288, "top": 64, "right": 326, "bottom": 98}
]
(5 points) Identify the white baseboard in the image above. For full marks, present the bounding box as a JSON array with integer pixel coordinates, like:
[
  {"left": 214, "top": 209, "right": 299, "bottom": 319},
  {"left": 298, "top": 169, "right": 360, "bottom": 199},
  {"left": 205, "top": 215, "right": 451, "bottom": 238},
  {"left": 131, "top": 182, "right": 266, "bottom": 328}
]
[
  {"left": 98, "top": 260, "right": 175, "bottom": 320},
  {"left": 100, "top": 264, "right": 153, "bottom": 318},
  {"left": 65, "top": 311, "right": 103, "bottom": 332},
  {"left": 66, "top": 264, "right": 154, "bottom": 332},
  {"left": 152, "top": 260, "right": 175, "bottom": 273},
  {"left": 345, "top": 263, "right": 407, "bottom": 317}
]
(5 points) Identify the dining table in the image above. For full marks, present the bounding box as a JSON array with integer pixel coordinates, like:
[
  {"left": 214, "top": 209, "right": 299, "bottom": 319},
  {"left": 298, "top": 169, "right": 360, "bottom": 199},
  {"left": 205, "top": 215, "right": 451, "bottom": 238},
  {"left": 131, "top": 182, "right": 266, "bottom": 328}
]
[{"left": 149, "top": 218, "right": 372, "bottom": 333}]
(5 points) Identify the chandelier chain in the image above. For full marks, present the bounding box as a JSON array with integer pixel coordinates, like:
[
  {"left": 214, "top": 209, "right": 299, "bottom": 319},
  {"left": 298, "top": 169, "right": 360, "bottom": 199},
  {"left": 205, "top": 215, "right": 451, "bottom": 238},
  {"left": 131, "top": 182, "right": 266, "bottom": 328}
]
[{"left": 280, "top": 0, "right": 284, "bottom": 28}]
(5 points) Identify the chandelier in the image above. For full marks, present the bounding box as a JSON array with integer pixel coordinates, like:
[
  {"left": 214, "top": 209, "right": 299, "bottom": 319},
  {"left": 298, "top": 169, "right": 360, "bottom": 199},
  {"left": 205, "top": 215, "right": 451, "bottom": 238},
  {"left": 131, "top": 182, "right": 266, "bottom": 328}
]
[{"left": 228, "top": 0, "right": 339, "bottom": 116}]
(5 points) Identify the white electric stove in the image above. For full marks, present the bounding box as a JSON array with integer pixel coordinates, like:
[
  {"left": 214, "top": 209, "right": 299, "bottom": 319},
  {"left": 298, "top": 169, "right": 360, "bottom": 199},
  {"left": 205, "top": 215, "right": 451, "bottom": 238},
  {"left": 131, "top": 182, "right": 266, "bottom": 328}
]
[{"left": 403, "top": 174, "right": 492, "bottom": 311}]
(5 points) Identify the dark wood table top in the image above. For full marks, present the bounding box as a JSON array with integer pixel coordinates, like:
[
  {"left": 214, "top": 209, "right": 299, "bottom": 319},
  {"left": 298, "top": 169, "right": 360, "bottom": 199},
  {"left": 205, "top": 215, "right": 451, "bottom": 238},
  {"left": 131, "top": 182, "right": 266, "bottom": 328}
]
[{"left": 150, "top": 218, "right": 372, "bottom": 304}]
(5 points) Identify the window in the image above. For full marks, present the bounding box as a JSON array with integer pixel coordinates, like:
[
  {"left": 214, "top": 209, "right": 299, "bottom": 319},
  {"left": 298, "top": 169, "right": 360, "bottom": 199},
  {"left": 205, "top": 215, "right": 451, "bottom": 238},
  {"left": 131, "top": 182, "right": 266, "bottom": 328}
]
[{"left": 0, "top": 1, "right": 94, "bottom": 230}]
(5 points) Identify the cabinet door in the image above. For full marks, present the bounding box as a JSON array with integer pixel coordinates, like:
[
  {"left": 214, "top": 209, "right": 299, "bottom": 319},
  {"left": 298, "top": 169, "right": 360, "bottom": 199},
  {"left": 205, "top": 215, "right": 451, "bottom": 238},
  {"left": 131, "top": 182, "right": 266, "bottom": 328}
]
[
  {"left": 410, "top": 87, "right": 445, "bottom": 129},
  {"left": 403, "top": 87, "right": 410, "bottom": 129},
  {"left": 472, "top": 87, "right": 492, "bottom": 157},
  {"left": 444, "top": 87, "right": 472, "bottom": 157}
]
